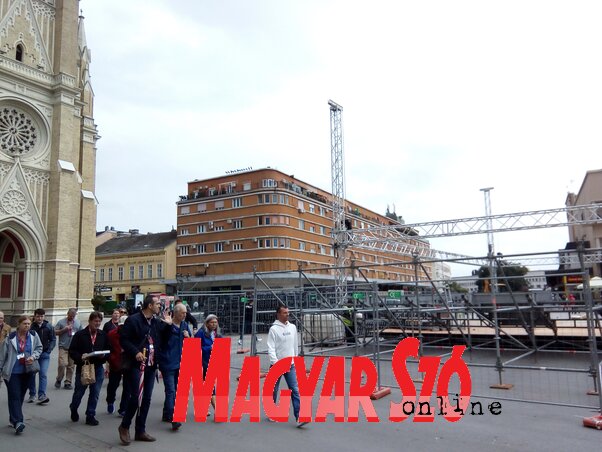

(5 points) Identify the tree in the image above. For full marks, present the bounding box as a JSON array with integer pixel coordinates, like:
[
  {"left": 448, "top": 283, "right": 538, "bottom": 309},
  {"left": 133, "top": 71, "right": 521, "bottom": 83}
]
[
  {"left": 475, "top": 261, "right": 529, "bottom": 292},
  {"left": 447, "top": 281, "right": 468, "bottom": 293}
]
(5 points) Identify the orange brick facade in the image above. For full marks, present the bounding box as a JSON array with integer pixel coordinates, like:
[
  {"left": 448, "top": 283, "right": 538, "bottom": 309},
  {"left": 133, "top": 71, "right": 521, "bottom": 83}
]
[{"left": 176, "top": 168, "right": 430, "bottom": 290}]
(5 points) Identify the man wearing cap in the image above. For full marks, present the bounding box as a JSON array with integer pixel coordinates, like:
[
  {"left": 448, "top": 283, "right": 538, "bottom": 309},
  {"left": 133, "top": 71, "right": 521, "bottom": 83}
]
[{"left": 106, "top": 315, "right": 130, "bottom": 416}]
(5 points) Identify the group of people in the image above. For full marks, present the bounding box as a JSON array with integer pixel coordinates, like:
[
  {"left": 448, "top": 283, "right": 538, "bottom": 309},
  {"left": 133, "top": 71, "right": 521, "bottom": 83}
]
[{"left": 0, "top": 299, "right": 307, "bottom": 442}]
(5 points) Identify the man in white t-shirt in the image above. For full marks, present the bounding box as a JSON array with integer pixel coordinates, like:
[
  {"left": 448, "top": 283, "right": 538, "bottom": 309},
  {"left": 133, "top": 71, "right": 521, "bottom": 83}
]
[{"left": 267, "top": 305, "right": 307, "bottom": 428}]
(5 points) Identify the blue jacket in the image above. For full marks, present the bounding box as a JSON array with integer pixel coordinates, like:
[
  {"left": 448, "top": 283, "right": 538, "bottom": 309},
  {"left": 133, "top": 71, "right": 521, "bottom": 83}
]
[
  {"left": 194, "top": 327, "right": 222, "bottom": 370},
  {"left": 158, "top": 320, "right": 190, "bottom": 371}
]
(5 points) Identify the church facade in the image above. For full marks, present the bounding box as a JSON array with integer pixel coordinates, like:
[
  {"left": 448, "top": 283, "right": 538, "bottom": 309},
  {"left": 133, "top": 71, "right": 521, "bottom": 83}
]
[{"left": 0, "top": 0, "right": 97, "bottom": 323}]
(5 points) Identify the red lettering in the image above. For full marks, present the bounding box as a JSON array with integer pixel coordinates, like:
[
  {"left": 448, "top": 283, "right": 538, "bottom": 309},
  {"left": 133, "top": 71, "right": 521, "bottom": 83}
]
[
  {"left": 294, "top": 356, "right": 324, "bottom": 422},
  {"left": 263, "top": 358, "right": 293, "bottom": 422},
  {"left": 230, "top": 356, "right": 261, "bottom": 422},
  {"left": 389, "top": 337, "right": 418, "bottom": 422},
  {"left": 414, "top": 355, "right": 440, "bottom": 422},
  {"left": 315, "top": 356, "right": 345, "bottom": 422},
  {"left": 348, "top": 357, "right": 379, "bottom": 422},
  {"left": 173, "top": 337, "right": 230, "bottom": 423},
  {"left": 436, "top": 345, "right": 471, "bottom": 422}
]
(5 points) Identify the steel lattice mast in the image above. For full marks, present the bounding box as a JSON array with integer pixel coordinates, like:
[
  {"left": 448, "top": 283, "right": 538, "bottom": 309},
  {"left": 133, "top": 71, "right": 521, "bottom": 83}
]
[{"left": 329, "top": 100, "right": 347, "bottom": 304}]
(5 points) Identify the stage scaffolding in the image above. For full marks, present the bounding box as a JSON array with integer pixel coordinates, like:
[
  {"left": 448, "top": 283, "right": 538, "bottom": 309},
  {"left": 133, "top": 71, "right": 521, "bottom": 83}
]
[{"left": 243, "top": 245, "right": 602, "bottom": 410}]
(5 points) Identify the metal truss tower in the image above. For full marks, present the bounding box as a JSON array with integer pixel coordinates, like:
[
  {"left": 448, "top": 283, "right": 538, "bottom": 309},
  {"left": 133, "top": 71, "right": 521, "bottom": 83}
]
[{"left": 329, "top": 100, "right": 347, "bottom": 304}]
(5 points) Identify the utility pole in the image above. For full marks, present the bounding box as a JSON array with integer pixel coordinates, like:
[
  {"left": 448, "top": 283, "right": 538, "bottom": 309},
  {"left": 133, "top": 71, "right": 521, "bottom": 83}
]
[{"left": 330, "top": 100, "right": 347, "bottom": 305}]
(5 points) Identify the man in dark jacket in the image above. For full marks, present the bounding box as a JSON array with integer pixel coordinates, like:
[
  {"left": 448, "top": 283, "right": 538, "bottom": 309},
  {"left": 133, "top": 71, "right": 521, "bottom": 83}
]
[
  {"left": 118, "top": 294, "right": 169, "bottom": 445},
  {"left": 28, "top": 308, "right": 55, "bottom": 404},
  {"left": 68, "top": 311, "right": 110, "bottom": 426}
]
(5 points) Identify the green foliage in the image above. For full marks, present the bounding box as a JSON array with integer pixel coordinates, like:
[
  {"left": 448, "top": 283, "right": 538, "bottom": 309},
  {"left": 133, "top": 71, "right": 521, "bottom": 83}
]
[
  {"left": 447, "top": 281, "right": 468, "bottom": 293},
  {"left": 476, "top": 261, "right": 529, "bottom": 292},
  {"left": 91, "top": 295, "right": 106, "bottom": 311}
]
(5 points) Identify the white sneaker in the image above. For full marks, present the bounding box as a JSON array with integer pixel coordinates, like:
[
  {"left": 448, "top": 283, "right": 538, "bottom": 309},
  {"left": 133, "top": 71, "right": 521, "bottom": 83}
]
[
  {"left": 296, "top": 419, "right": 309, "bottom": 428},
  {"left": 27, "top": 395, "right": 36, "bottom": 403}
]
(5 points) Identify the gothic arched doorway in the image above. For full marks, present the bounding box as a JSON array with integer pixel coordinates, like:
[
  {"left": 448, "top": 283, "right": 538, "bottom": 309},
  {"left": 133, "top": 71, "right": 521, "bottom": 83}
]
[{"left": 0, "top": 230, "right": 26, "bottom": 305}]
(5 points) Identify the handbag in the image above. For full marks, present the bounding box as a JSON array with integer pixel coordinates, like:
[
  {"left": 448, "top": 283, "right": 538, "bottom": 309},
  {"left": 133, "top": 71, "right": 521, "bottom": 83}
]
[
  {"left": 25, "top": 357, "right": 40, "bottom": 374},
  {"left": 81, "top": 360, "right": 96, "bottom": 385}
]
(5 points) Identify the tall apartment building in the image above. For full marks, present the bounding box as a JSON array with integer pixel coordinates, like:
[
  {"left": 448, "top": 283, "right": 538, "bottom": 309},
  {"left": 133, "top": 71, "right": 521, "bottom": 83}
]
[{"left": 176, "top": 168, "right": 430, "bottom": 291}]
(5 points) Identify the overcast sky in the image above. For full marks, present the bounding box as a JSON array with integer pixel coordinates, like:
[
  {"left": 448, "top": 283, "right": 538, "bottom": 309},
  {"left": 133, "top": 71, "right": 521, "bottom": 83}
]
[{"left": 83, "top": 1, "right": 602, "bottom": 276}]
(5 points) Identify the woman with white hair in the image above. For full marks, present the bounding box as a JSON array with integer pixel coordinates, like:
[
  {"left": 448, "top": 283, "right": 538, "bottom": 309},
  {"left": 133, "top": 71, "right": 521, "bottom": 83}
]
[{"left": 194, "top": 314, "right": 222, "bottom": 413}]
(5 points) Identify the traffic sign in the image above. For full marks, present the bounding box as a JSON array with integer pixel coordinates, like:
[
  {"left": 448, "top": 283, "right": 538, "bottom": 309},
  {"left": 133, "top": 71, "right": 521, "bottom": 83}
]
[
  {"left": 388, "top": 290, "right": 404, "bottom": 298},
  {"left": 352, "top": 292, "right": 365, "bottom": 300}
]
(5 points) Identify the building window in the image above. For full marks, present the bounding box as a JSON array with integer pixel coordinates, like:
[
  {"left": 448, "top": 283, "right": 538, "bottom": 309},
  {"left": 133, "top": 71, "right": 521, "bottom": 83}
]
[
  {"left": 258, "top": 239, "right": 264, "bottom": 248},
  {"left": 265, "top": 239, "right": 271, "bottom": 248},
  {"left": 215, "top": 242, "right": 224, "bottom": 252},
  {"left": 298, "top": 200, "right": 304, "bottom": 210},
  {"left": 108, "top": 267, "right": 113, "bottom": 281},
  {"left": 215, "top": 225, "right": 224, "bottom": 231},
  {"left": 215, "top": 200, "right": 224, "bottom": 210},
  {"left": 118, "top": 266, "right": 124, "bottom": 281},
  {"left": 243, "top": 182, "right": 251, "bottom": 191},
  {"left": 258, "top": 195, "right": 263, "bottom": 204},
  {"left": 232, "top": 197, "right": 242, "bottom": 208},
  {"left": 99, "top": 268, "right": 105, "bottom": 282},
  {"left": 279, "top": 194, "right": 288, "bottom": 205},
  {"left": 225, "top": 183, "right": 235, "bottom": 194},
  {"left": 299, "top": 242, "right": 305, "bottom": 251},
  {"left": 320, "top": 226, "right": 325, "bottom": 235},
  {"left": 147, "top": 264, "right": 153, "bottom": 279},
  {"left": 15, "top": 44, "right": 23, "bottom": 62},
  {"left": 233, "top": 220, "right": 243, "bottom": 229},
  {"left": 320, "top": 245, "right": 325, "bottom": 254},
  {"left": 198, "top": 203, "right": 207, "bottom": 212},
  {"left": 309, "top": 204, "right": 315, "bottom": 213},
  {"left": 264, "top": 194, "right": 271, "bottom": 204},
  {"left": 279, "top": 238, "right": 289, "bottom": 248},
  {"left": 299, "top": 219, "right": 305, "bottom": 230},
  {"left": 197, "top": 224, "right": 206, "bottom": 233},
  {"left": 309, "top": 225, "right": 315, "bottom": 233},
  {"left": 180, "top": 228, "right": 189, "bottom": 236},
  {"left": 129, "top": 266, "right": 134, "bottom": 280},
  {"left": 262, "top": 179, "right": 277, "bottom": 188},
  {"left": 138, "top": 265, "right": 144, "bottom": 278},
  {"left": 233, "top": 243, "right": 243, "bottom": 251},
  {"left": 198, "top": 244, "right": 206, "bottom": 253},
  {"left": 157, "top": 263, "right": 163, "bottom": 278},
  {"left": 319, "top": 206, "right": 325, "bottom": 216},
  {"left": 208, "top": 187, "right": 216, "bottom": 196},
  {"left": 180, "top": 206, "right": 190, "bottom": 214}
]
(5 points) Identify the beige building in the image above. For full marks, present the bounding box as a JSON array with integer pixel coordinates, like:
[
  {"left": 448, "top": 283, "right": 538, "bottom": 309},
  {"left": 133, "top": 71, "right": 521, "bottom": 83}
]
[
  {"left": 0, "top": 1, "right": 98, "bottom": 324},
  {"left": 95, "top": 231, "right": 177, "bottom": 302},
  {"left": 566, "top": 168, "right": 602, "bottom": 277}
]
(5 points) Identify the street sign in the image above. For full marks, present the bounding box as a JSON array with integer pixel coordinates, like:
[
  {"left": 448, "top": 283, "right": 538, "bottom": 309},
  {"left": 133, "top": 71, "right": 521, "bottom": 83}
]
[
  {"left": 352, "top": 292, "right": 365, "bottom": 300},
  {"left": 240, "top": 297, "right": 249, "bottom": 303},
  {"left": 388, "top": 290, "right": 404, "bottom": 298}
]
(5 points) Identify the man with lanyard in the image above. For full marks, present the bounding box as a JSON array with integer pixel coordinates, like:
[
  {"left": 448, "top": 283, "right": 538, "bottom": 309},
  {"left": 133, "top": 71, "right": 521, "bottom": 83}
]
[
  {"left": 28, "top": 308, "right": 56, "bottom": 404},
  {"left": 118, "top": 294, "right": 169, "bottom": 444}
]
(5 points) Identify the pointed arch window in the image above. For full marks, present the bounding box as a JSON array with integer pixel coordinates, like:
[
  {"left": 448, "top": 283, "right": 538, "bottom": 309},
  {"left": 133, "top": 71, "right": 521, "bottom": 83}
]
[{"left": 15, "top": 44, "right": 23, "bottom": 62}]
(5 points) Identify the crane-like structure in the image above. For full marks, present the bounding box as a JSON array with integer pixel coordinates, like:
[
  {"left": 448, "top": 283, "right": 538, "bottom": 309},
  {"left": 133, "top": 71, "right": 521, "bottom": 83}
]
[{"left": 329, "top": 100, "right": 347, "bottom": 305}]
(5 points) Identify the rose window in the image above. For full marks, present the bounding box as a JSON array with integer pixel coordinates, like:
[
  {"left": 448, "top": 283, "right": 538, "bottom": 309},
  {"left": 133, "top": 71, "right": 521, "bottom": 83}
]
[
  {"left": 1, "top": 190, "right": 27, "bottom": 215},
  {"left": 0, "top": 108, "right": 37, "bottom": 156}
]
